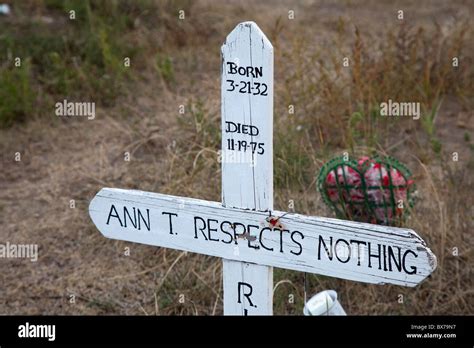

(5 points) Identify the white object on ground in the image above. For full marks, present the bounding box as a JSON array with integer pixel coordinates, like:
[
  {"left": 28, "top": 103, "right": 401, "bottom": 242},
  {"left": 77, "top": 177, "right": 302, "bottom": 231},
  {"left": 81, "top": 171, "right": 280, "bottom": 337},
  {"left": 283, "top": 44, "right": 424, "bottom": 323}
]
[
  {"left": 304, "top": 290, "right": 346, "bottom": 316},
  {"left": 0, "top": 4, "right": 10, "bottom": 15}
]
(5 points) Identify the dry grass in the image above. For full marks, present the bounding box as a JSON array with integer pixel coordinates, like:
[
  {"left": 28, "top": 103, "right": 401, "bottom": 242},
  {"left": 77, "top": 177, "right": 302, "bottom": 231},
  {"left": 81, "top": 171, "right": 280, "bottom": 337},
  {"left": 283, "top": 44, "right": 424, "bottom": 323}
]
[{"left": 0, "top": 0, "right": 473, "bottom": 315}]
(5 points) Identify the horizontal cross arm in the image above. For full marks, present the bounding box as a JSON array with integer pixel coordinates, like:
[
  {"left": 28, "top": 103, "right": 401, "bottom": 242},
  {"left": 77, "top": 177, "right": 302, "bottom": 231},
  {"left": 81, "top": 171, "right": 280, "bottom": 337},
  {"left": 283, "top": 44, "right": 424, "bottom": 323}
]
[{"left": 89, "top": 188, "right": 437, "bottom": 287}]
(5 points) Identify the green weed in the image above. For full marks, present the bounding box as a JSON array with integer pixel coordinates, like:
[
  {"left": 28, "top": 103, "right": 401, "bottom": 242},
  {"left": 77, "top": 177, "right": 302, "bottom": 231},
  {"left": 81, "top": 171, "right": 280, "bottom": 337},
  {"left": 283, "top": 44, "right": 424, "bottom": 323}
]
[{"left": 0, "top": 59, "right": 34, "bottom": 127}]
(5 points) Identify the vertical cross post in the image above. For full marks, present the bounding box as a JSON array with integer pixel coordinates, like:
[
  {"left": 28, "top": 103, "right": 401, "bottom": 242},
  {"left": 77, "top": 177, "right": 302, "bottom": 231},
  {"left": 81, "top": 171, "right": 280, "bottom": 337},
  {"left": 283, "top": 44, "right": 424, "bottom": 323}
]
[{"left": 221, "top": 22, "right": 274, "bottom": 315}]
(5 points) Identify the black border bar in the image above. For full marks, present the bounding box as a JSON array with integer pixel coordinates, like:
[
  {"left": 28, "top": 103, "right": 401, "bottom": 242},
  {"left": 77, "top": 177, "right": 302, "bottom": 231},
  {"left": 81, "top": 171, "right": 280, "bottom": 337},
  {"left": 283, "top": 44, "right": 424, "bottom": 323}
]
[{"left": 0, "top": 315, "right": 472, "bottom": 346}]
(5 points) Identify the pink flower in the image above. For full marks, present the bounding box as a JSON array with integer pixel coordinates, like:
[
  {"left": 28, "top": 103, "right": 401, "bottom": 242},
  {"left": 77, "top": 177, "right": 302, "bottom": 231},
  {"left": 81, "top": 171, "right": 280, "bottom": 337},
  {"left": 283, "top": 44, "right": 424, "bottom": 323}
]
[{"left": 322, "top": 156, "right": 414, "bottom": 225}]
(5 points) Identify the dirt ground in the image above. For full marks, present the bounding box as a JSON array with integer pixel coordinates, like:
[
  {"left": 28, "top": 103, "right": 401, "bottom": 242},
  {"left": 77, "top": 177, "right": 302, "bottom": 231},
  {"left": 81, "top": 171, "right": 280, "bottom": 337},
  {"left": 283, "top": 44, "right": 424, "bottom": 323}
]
[{"left": 0, "top": 0, "right": 473, "bottom": 315}]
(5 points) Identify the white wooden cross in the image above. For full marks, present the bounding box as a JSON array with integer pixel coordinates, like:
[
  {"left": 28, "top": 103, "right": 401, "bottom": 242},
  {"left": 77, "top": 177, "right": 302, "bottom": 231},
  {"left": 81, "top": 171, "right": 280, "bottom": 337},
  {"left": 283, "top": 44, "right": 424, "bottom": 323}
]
[{"left": 89, "top": 22, "right": 437, "bottom": 315}]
